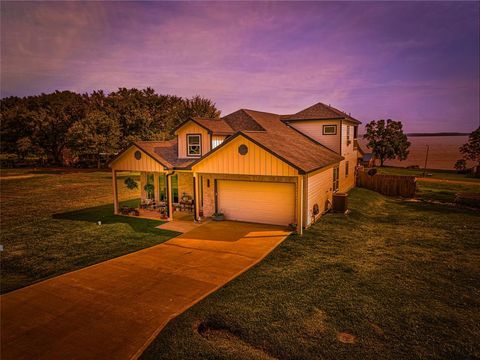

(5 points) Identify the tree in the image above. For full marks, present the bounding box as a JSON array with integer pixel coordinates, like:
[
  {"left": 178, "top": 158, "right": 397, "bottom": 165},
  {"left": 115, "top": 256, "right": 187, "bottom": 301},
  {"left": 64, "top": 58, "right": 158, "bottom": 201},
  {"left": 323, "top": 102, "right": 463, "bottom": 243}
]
[
  {"left": 68, "top": 109, "right": 121, "bottom": 168},
  {"left": 167, "top": 95, "right": 221, "bottom": 134},
  {"left": 363, "top": 119, "right": 410, "bottom": 167},
  {"left": 454, "top": 159, "right": 467, "bottom": 173},
  {"left": 27, "top": 91, "right": 87, "bottom": 165},
  {"left": 460, "top": 128, "right": 480, "bottom": 172}
]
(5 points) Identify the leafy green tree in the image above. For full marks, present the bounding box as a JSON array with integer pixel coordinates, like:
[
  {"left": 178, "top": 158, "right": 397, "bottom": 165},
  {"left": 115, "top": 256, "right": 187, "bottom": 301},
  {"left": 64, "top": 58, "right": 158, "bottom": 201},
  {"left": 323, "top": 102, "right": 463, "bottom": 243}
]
[
  {"left": 363, "top": 119, "right": 410, "bottom": 167},
  {"left": 0, "top": 96, "right": 31, "bottom": 157},
  {"left": 454, "top": 159, "right": 467, "bottom": 172},
  {"left": 460, "top": 128, "right": 480, "bottom": 169},
  {"left": 167, "top": 95, "right": 221, "bottom": 133},
  {"left": 68, "top": 109, "right": 121, "bottom": 168},
  {"left": 27, "top": 91, "right": 87, "bottom": 165}
]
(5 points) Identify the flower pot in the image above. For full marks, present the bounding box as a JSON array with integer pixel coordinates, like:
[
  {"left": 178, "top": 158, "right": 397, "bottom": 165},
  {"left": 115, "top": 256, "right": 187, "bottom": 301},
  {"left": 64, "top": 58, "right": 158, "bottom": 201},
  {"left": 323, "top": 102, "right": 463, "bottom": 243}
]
[{"left": 212, "top": 214, "right": 224, "bottom": 221}]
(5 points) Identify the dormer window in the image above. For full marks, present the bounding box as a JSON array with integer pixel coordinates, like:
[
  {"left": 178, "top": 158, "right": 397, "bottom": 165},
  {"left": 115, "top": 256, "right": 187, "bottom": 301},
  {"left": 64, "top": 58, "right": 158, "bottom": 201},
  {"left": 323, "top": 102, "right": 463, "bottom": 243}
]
[
  {"left": 187, "top": 134, "right": 201, "bottom": 157},
  {"left": 323, "top": 125, "right": 337, "bottom": 135}
]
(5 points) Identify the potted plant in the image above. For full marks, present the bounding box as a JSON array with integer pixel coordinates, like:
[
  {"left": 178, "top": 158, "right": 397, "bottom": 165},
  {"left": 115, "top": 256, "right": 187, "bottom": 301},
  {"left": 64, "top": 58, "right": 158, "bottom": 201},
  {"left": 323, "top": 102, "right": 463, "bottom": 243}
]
[
  {"left": 212, "top": 212, "right": 224, "bottom": 221},
  {"left": 144, "top": 183, "right": 154, "bottom": 199},
  {"left": 124, "top": 177, "right": 138, "bottom": 190}
]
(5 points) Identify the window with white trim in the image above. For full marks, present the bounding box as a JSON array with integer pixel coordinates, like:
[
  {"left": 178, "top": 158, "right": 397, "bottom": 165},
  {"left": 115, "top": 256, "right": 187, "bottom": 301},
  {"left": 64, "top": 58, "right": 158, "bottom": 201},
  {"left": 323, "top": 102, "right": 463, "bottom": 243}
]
[
  {"left": 347, "top": 126, "right": 351, "bottom": 142},
  {"left": 187, "top": 134, "right": 201, "bottom": 157},
  {"left": 333, "top": 166, "right": 340, "bottom": 192},
  {"left": 323, "top": 125, "right": 337, "bottom": 135}
]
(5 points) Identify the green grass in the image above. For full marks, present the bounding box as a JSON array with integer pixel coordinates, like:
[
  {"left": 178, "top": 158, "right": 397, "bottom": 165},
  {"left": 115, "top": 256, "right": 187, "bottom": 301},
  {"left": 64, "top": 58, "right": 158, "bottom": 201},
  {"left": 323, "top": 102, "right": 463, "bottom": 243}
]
[
  {"left": 142, "top": 188, "right": 480, "bottom": 360},
  {"left": 0, "top": 170, "right": 178, "bottom": 294},
  {"left": 376, "top": 166, "right": 480, "bottom": 183}
]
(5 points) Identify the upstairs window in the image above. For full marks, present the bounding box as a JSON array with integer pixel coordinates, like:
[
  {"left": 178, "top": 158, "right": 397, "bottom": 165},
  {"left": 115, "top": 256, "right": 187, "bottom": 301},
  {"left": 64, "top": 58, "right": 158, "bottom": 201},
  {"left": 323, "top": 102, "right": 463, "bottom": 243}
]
[
  {"left": 347, "top": 126, "right": 351, "bottom": 141},
  {"left": 187, "top": 134, "right": 201, "bottom": 157},
  {"left": 323, "top": 125, "right": 337, "bottom": 135},
  {"left": 345, "top": 161, "right": 349, "bottom": 177}
]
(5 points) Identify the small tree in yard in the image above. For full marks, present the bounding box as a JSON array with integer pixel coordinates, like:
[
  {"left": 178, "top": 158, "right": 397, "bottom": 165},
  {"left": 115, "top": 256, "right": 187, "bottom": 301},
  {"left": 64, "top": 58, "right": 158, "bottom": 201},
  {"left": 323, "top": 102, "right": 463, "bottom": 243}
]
[
  {"left": 460, "top": 128, "right": 480, "bottom": 176},
  {"left": 454, "top": 159, "right": 467, "bottom": 173},
  {"left": 363, "top": 119, "right": 410, "bottom": 167}
]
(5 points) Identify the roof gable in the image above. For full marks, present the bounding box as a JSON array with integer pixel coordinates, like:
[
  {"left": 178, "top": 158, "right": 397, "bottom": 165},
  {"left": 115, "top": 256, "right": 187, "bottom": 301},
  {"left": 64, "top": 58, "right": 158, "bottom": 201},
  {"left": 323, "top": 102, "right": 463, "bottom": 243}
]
[
  {"left": 283, "top": 102, "right": 361, "bottom": 124},
  {"left": 173, "top": 117, "right": 233, "bottom": 135}
]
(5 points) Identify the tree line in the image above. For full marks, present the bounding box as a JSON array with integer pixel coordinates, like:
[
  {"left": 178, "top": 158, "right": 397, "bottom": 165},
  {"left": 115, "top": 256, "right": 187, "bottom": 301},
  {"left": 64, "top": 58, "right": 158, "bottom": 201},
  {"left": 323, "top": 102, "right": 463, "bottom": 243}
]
[{"left": 0, "top": 88, "right": 220, "bottom": 167}]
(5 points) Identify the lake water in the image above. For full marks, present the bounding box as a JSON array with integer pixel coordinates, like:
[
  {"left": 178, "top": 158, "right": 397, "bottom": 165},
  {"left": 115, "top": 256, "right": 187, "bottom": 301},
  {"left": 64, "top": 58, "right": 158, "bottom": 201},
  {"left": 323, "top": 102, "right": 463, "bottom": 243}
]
[{"left": 357, "top": 136, "right": 470, "bottom": 170}]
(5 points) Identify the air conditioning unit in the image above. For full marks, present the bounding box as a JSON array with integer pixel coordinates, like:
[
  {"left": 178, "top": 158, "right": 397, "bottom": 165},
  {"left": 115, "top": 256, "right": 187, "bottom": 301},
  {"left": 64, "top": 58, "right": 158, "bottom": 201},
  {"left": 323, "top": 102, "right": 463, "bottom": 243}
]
[{"left": 332, "top": 193, "right": 348, "bottom": 213}]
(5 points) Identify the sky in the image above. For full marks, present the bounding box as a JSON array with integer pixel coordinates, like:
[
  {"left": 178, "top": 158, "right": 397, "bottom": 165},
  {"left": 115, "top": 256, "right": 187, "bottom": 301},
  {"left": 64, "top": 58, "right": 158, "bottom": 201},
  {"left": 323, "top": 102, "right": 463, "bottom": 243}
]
[{"left": 1, "top": 1, "right": 479, "bottom": 133}]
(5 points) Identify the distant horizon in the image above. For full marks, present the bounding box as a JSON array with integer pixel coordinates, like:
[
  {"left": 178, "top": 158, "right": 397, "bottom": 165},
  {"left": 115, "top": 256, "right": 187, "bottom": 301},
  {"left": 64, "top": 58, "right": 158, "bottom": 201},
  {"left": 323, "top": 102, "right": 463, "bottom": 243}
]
[{"left": 2, "top": 1, "right": 479, "bottom": 133}]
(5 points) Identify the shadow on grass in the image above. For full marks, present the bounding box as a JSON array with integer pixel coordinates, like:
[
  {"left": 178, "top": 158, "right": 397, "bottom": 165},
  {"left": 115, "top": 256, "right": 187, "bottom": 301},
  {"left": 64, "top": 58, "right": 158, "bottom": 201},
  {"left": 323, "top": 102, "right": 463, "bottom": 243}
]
[{"left": 52, "top": 199, "right": 176, "bottom": 235}]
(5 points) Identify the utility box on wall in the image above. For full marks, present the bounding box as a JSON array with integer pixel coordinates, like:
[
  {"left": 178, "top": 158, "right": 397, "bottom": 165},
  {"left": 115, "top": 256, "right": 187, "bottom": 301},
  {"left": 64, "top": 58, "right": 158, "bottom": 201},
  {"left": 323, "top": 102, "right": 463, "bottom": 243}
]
[{"left": 332, "top": 193, "right": 348, "bottom": 213}]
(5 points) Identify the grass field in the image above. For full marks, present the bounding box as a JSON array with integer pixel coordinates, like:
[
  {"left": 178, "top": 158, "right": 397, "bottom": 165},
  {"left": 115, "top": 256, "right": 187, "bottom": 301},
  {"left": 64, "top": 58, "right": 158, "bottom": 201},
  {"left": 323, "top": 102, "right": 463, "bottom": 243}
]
[
  {"left": 142, "top": 188, "right": 480, "bottom": 360},
  {"left": 376, "top": 166, "right": 480, "bottom": 203},
  {"left": 0, "top": 168, "right": 179, "bottom": 294}
]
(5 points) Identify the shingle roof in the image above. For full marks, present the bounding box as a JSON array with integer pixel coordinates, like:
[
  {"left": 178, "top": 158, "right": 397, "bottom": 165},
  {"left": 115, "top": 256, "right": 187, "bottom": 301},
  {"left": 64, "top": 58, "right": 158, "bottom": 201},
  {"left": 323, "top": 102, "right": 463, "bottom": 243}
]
[
  {"left": 134, "top": 140, "right": 194, "bottom": 169},
  {"left": 113, "top": 102, "right": 361, "bottom": 173},
  {"left": 239, "top": 109, "right": 343, "bottom": 173},
  {"left": 283, "top": 102, "right": 361, "bottom": 124},
  {"left": 191, "top": 117, "right": 234, "bottom": 135},
  {"left": 222, "top": 109, "right": 265, "bottom": 131}
]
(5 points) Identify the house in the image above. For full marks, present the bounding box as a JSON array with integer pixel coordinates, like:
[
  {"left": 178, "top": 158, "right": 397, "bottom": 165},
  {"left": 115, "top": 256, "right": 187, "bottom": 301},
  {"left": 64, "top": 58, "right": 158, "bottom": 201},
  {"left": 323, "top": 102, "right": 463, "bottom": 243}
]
[{"left": 109, "top": 102, "right": 361, "bottom": 234}]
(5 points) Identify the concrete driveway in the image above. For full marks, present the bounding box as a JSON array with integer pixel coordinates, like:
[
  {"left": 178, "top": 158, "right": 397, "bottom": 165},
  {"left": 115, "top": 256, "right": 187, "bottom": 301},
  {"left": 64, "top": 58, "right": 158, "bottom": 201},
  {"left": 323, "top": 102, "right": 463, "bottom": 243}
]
[{"left": 1, "top": 221, "right": 290, "bottom": 360}]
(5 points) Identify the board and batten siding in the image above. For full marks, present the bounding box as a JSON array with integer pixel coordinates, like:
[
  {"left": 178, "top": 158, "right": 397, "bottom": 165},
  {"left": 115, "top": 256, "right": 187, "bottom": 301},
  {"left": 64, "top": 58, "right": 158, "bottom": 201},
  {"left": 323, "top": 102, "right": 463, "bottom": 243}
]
[
  {"left": 306, "top": 165, "right": 335, "bottom": 226},
  {"left": 212, "top": 135, "right": 226, "bottom": 149},
  {"left": 192, "top": 135, "right": 298, "bottom": 176},
  {"left": 288, "top": 120, "right": 341, "bottom": 153},
  {"left": 110, "top": 145, "right": 165, "bottom": 172},
  {"left": 176, "top": 122, "right": 210, "bottom": 158}
]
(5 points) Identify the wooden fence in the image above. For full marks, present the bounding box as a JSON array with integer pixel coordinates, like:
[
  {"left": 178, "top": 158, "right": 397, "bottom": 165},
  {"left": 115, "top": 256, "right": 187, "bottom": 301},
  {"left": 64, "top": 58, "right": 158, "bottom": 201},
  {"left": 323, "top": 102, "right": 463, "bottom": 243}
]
[{"left": 357, "top": 171, "right": 416, "bottom": 197}]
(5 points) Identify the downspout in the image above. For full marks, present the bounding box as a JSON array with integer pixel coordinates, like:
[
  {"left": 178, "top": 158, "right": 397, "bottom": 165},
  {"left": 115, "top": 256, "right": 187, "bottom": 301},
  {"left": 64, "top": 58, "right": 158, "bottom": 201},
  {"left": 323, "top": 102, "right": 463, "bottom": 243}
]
[{"left": 165, "top": 170, "right": 175, "bottom": 220}]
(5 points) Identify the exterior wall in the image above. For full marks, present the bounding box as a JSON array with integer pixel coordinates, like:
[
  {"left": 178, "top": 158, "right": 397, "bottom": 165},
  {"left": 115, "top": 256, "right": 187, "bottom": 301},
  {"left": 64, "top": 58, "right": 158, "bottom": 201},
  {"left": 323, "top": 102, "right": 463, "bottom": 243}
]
[
  {"left": 339, "top": 152, "right": 358, "bottom": 193},
  {"left": 338, "top": 120, "right": 359, "bottom": 192},
  {"left": 199, "top": 173, "right": 297, "bottom": 219},
  {"left": 192, "top": 136, "right": 298, "bottom": 177},
  {"left": 306, "top": 164, "right": 336, "bottom": 226},
  {"left": 288, "top": 120, "right": 341, "bottom": 153},
  {"left": 212, "top": 135, "right": 226, "bottom": 149},
  {"left": 176, "top": 122, "right": 210, "bottom": 158},
  {"left": 111, "top": 145, "right": 165, "bottom": 172},
  {"left": 177, "top": 172, "right": 193, "bottom": 199}
]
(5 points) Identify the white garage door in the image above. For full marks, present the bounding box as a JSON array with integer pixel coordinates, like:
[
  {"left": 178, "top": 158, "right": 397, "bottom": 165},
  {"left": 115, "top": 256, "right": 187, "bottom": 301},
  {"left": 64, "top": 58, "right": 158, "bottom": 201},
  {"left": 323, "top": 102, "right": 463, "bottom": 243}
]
[{"left": 217, "top": 180, "right": 295, "bottom": 226}]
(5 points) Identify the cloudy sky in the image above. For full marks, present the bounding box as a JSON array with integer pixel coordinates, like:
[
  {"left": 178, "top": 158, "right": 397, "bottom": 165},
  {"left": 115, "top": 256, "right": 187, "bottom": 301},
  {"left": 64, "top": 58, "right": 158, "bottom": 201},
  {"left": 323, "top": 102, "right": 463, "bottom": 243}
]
[{"left": 1, "top": 1, "right": 479, "bottom": 132}]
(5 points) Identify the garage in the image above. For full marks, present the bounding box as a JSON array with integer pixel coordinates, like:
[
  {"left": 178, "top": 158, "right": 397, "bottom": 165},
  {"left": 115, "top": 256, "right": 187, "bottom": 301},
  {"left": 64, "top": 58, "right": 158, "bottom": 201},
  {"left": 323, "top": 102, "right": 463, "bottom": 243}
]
[{"left": 216, "top": 180, "right": 295, "bottom": 226}]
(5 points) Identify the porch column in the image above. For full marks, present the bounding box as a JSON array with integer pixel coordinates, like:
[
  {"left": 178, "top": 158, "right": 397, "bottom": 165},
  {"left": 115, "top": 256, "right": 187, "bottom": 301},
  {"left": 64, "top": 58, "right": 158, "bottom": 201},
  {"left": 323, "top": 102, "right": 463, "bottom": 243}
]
[
  {"left": 193, "top": 172, "right": 200, "bottom": 221},
  {"left": 296, "top": 175, "right": 304, "bottom": 235},
  {"left": 140, "top": 172, "right": 147, "bottom": 202},
  {"left": 154, "top": 173, "right": 160, "bottom": 203},
  {"left": 167, "top": 173, "right": 173, "bottom": 221},
  {"left": 112, "top": 169, "right": 119, "bottom": 214}
]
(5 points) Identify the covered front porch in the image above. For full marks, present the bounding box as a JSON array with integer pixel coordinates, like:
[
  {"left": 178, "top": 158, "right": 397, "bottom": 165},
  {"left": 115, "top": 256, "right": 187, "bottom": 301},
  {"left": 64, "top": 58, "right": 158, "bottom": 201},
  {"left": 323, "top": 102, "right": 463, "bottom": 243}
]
[{"left": 112, "top": 170, "right": 198, "bottom": 222}]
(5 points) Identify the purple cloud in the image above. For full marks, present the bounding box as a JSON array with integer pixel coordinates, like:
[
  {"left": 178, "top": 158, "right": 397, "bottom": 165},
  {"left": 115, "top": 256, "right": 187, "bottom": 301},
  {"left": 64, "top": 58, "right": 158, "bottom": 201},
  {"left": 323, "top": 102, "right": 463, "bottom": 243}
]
[{"left": 1, "top": 1, "right": 479, "bottom": 132}]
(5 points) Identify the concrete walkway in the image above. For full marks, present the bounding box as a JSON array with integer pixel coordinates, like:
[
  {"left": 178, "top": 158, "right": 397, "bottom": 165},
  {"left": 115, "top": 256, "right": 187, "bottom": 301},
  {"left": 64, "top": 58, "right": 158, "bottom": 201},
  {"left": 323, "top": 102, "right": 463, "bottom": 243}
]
[{"left": 1, "top": 221, "right": 290, "bottom": 360}]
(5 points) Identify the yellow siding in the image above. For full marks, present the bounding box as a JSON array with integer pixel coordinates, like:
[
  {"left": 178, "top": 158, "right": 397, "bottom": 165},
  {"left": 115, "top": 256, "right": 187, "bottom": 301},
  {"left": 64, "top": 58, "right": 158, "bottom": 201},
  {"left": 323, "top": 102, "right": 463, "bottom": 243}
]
[
  {"left": 110, "top": 145, "right": 165, "bottom": 172},
  {"left": 306, "top": 165, "right": 335, "bottom": 226},
  {"left": 212, "top": 135, "right": 226, "bottom": 149},
  {"left": 176, "top": 122, "right": 210, "bottom": 158},
  {"left": 339, "top": 152, "right": 358, "bottom": 192},
  {"left": 192, "top": 136, "right": 298, "bottom": 176},
  {"left": 289, "top": 120, "right": 341, "bottom": 153}
]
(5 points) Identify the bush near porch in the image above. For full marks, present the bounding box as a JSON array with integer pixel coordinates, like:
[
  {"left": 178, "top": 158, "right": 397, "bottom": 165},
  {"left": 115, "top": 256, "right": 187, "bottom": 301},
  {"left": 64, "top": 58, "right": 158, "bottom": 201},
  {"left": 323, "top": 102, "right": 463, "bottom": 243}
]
[
  {"left": 0, "top": 169, "right": 179, "bottom": 294},
  {"left": 142, "top": 187, "right": 480, "bottom": 360}
]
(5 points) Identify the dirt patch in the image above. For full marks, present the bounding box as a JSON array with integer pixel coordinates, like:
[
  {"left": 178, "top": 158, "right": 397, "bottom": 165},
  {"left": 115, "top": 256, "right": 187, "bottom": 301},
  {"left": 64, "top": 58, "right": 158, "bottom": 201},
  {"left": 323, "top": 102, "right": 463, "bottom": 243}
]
[
  {"left": 196, "top": 320, "right": 277, "bottom": 360},
  {"left": 336, "top": 332, "right": 357, "bottom": 344}
]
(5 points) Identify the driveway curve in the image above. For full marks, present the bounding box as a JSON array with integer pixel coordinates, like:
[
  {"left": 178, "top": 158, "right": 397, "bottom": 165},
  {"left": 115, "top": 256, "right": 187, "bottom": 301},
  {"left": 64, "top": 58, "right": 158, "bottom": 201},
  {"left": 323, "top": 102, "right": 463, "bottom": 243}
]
[{"left": 1, "top": 221, "right": 290, "bottom": 360}]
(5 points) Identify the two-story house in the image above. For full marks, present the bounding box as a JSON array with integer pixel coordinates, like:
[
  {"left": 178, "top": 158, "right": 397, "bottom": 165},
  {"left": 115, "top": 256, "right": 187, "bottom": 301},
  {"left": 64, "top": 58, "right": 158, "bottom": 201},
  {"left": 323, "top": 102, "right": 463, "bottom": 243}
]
[{"left": 109, "top": 102, "right": 361, "bottom": 234}]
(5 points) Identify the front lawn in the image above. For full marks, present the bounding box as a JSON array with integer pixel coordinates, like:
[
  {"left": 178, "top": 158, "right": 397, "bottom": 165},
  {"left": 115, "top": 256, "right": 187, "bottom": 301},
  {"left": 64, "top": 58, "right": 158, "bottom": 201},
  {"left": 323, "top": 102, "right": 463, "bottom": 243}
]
[
  {"left": 0, "top": 169, "right": 179, "bottom": 293},
  {"left": 142, "top": 188, "right": 480, "bottom": 360}
]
